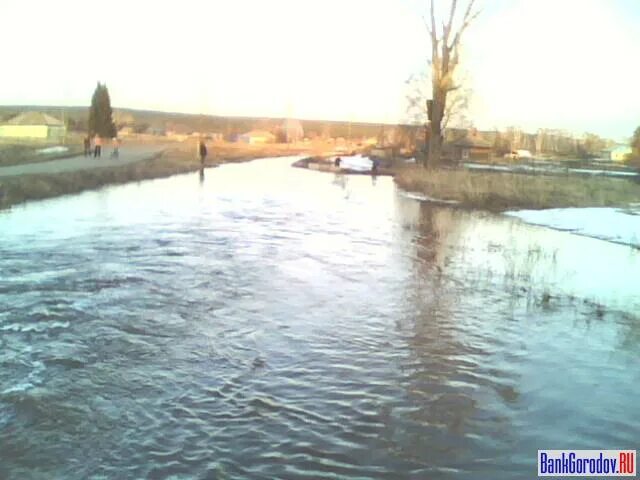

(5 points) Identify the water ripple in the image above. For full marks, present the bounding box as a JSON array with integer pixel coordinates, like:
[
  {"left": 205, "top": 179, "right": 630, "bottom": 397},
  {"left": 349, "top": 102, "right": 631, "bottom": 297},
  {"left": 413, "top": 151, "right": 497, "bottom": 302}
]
[{"left": 0, "top": 158, "right": 638, "bottom": 478}]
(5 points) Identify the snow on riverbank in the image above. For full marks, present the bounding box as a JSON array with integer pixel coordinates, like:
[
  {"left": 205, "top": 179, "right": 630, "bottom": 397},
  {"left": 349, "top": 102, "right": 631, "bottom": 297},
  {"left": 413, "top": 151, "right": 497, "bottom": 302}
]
[
  {"left": 400, "top": 191, "right": 460, "bottom": 205},
  {"left": 339, "top": 154, "right": 373, "bottom": 172},
  {"left": 37, "top": 146, "right": 69, "bottom": 155},
  {"left": 464, "top": 162, "right": 639, "bottom": 178},
  {"left": 505, "top": 207, "right": 640, "bottom": 248}
]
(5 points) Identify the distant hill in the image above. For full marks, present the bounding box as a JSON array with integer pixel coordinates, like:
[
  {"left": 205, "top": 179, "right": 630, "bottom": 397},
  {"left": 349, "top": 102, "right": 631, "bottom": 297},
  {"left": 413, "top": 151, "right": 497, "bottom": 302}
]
[{"left": 0, "top": 105, "right": 404, "bottom": 141}]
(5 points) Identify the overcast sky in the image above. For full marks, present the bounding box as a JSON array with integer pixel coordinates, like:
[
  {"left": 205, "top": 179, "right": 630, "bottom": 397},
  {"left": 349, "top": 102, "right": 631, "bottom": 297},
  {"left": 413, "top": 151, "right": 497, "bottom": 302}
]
[{"left": 1, "top": 0, "right": 638, "bottom": 139}]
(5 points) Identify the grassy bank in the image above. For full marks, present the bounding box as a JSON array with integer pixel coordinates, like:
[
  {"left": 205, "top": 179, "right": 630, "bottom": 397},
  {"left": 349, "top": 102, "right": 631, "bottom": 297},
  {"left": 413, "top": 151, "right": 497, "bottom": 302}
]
[
  {"left": 0, "top": 142, "right": 83, "bottom": 167},
  {"left": 394, "top": 165, "right": 640, "bottom": 210},
  {"left": 0, "top": 142, "right": 315, "bottom": 209}
]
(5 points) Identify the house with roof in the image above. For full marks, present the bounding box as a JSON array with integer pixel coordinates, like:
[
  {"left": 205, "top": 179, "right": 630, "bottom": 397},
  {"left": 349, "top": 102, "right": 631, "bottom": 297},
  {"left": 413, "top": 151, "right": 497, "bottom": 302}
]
[
  {"left": 602, "top": 145, "right": 633, "bottom": 162},
  {"left": 0, "top": 112, "right": 66, "bottom": 140},
  {"left": 446, "top": 130, "right": 492, "bottom": 161},
  {"left": 237, "top": 130, "right": 276, "bottom": 144}
]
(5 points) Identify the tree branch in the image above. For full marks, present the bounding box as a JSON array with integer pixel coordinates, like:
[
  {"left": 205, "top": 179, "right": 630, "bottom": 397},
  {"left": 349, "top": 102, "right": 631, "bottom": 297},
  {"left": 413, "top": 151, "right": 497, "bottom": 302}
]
[
  {"left": 422, "top": 15, "right": 432, "bottom": 37},
  {"left": 449, "top": 6, "right": 479, "bottom": 71},
  {"left": 450, "top": 1, "right": 479, "bottom": 50},
  {"left": 444, "top": 0, "right": 458, "bottom": 46},
  {"left": 430, "top": 0, "right": 437, "bottom": 38}
]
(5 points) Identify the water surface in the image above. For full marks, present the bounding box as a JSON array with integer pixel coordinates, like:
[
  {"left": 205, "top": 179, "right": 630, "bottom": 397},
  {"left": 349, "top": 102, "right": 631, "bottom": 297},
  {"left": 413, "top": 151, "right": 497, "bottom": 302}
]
[{"left": 1, "top": 157, "right": 638, "bottom": 479}]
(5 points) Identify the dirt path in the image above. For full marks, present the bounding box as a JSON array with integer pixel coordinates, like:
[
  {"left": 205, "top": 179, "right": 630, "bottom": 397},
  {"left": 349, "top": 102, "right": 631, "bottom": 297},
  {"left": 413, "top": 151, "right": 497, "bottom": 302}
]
[{"left": 0, "top": 144, "right": 168, "bottom": 178}]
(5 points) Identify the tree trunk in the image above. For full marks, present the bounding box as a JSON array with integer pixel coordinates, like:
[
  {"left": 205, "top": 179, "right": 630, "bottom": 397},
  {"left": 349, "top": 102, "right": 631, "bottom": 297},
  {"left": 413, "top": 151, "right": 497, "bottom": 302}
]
[
  {"left": 428, "top": 126, "right": 442, "bottom": 169},
  {"left": 427, "top": 91, "right": 445, "bottom": 169},
  {"left": 422, "top": 123, "right": 430, "bottom": 167}
]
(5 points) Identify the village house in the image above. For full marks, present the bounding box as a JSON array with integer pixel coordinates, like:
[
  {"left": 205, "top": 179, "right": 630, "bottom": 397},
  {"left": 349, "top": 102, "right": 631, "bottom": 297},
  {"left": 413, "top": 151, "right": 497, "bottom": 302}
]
[
  {"left": 446, "top": 130, "right": 492, "bottom": 162},
  {"left": 238, "top": 130, "right": 276, "bottom": 144},
  {"left": 605, "top": 145, "right": 633, "bottom": 162},
  {"left": 0, "top": 112, "right": 66, "bottom": 141},
  {"left": 117, "top": 126, "right": 135, "bottom": 137}
]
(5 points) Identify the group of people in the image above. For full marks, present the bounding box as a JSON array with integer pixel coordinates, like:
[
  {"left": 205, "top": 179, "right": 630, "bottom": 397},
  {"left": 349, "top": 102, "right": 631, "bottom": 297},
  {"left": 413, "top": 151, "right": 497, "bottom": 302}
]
[{"left": 84, "top": 136, "right": 120, "bottom": 159}]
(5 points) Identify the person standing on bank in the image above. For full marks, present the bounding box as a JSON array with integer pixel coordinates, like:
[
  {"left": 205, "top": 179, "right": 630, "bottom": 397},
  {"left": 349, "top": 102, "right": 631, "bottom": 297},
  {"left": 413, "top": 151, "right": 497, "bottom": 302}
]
[
  {"left": 199, "top": 139, "right": 207, "bottom": 166},
  {"left": 94, "top": 135, "right": 102, "bottom": 158},
  {"left": 84, "top": 136, "right": 91, "bottom": 157},
  {"left": 371, "top": 158, "right": 380, "bottom": 175},
  {"left": 111, "top": 137, "right": 120, "bottom": 158}
]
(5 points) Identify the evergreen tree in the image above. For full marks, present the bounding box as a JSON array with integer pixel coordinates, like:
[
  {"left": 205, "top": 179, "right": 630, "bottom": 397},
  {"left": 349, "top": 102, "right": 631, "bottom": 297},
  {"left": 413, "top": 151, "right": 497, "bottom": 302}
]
[{"left": 88, "top": 82, "right": 116, "bottom": 138}]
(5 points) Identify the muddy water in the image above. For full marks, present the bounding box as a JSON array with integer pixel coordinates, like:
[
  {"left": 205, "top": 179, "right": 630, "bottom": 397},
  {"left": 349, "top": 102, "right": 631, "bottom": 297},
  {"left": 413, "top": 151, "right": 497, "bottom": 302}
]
[{"left": 1, "top": 157, "right": 638, "bottom": 479}]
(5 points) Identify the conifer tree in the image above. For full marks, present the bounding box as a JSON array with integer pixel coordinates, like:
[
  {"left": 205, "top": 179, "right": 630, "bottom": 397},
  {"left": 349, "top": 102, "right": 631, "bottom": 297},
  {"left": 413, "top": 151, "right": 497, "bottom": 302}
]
[{"left": 88, "top": 82, "right": 116, "bottom": 138}]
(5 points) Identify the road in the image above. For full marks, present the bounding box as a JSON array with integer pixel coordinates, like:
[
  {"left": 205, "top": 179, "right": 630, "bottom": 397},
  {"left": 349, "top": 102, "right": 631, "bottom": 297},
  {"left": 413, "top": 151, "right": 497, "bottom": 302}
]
[{"left": 0, "top": 144, "right": 168, "bottom": 177}]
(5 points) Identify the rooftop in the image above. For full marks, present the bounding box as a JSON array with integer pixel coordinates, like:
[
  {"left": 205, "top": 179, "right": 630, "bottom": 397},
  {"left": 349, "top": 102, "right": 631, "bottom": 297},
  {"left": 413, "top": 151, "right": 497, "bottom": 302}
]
[{"left": 4, "top": 112, "right": 64, "bottom": 127}]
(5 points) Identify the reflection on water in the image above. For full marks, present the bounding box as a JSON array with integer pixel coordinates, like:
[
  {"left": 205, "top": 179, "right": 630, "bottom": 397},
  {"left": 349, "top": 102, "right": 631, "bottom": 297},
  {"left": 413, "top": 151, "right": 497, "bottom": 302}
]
[{"left": 0, "top": 157, "right": 638, "bottom": 479}]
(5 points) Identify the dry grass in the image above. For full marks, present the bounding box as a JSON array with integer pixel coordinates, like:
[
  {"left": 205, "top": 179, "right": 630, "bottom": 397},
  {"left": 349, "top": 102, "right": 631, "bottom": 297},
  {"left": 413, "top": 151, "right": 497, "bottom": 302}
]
[
  {"left": 0, "top": 143, "right": 83, "bottom": 167},
  {"left": 395, "top": 165, "right": 640, "bottom": 210},
  {"left": 0, "top": 142, "right": 322, "bottom": 209}
]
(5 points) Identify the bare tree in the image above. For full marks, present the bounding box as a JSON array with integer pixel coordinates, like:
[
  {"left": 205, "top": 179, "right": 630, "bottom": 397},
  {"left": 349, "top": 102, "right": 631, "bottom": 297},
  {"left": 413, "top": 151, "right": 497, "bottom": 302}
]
[
  {"left": 405, "top": 70, "right": 472, "bottom": 132},
  {"left": 424, "top": 0, "right": 480, "bottom": 167}
]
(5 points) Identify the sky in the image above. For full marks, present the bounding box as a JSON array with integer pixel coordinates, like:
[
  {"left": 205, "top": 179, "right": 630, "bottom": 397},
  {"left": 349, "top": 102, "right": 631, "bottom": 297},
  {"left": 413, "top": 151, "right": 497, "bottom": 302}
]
[{"left": 0, "top": 0, "right": 638, "bottom": 139}]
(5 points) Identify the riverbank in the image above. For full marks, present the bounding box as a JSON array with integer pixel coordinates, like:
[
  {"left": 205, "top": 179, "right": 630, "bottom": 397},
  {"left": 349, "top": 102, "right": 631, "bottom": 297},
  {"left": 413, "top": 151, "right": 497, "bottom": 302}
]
[
  {"left": 0, "top": 142, "right": 316, "bottom": 209},
  {"left": 0, "top": 142, "right": 83, "bottom": 167},
  {"left": 394, "top": 165, "right": 640, "bottom": 211}
]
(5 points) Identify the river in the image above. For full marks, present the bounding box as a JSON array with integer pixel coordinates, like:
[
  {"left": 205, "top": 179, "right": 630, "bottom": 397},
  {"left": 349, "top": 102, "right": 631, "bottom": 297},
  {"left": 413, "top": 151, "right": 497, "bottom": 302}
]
[{"left": 1, "top": 157, "right": 638, "bottom": 479}]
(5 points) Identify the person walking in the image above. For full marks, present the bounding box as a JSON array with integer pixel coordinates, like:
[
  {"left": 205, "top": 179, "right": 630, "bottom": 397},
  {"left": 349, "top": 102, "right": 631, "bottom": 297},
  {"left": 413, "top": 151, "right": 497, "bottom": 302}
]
[
  {"left": 94, "top": 136, "right": 102, "bottom": 158},
  {"left": 111, "top": 137, "right": 120, "bottom": 158},
  {"left": 371, "top": 158, "right": 380, "bottom": 175},
  {"left": 83, "top": 136, "right": 91, "bottom": 157},
  {"left": 198, "top": 139, "right": 207, "bottom": 166}
]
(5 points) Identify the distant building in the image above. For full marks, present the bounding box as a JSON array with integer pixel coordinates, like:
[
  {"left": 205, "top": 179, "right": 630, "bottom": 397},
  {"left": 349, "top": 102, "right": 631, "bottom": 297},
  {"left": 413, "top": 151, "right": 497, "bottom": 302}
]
[
  {"left": 204, "top": 132, "right": 224, "bottom": 142},
  {"left": 238, "top": 130, "right": 276, "bottom": 144},
  {"left": 447, "top": 131, "right": 492, "bottom": 161},
  {"left": 0, "top": 112, "right": 66, "bottom": 140},
  {"left": 607, "top": 145, "right": 633, "bottom": 162},
  {"left": 118, "top": 126, "right": 134, "bottom": 136}
]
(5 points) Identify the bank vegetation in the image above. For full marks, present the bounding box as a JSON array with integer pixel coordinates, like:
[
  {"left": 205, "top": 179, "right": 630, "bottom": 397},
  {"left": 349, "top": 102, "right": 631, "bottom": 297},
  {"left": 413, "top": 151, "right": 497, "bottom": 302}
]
[{"left": 394, "top": 165, "right": 640, "bottom": 211}]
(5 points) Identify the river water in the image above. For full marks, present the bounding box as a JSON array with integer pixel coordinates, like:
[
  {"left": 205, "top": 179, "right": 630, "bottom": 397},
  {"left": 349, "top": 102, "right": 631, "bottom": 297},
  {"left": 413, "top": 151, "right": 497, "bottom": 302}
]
[{"left": 1, "top": 157, "right": 638, "bottom": 479}]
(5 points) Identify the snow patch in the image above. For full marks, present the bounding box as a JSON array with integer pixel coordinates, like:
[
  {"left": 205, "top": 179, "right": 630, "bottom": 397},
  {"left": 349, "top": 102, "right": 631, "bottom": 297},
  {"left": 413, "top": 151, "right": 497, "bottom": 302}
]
[
  {"left": 464, "top": 162, "right": 639, "bottom": 178},
  {"left": 505, "top": 207, "right": 640, "bottom": 248},
  {"left": 401, "top": 191, "right": 460, "bottom": 205},
  {"left": 339, "top": 154, "right": 373, "bottom": 172},
  {"left": 36, "top": 146, "right": 69, "bottom": 155}
]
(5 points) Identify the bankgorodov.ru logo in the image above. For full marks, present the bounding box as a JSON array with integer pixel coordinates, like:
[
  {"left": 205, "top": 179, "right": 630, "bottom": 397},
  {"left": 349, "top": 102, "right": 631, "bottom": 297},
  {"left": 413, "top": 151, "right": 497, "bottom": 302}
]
[{"left": 538, "top": 450, "right": 636, "bottom": 477}]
